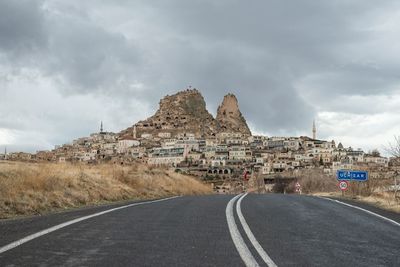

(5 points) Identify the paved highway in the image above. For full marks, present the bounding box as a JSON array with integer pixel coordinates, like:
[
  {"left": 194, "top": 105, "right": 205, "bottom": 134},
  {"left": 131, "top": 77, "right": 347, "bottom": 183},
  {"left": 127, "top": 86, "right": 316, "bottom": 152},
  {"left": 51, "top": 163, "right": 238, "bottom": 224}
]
[{"left": 0, "top": 194, "right": 399, "bottom": 266}]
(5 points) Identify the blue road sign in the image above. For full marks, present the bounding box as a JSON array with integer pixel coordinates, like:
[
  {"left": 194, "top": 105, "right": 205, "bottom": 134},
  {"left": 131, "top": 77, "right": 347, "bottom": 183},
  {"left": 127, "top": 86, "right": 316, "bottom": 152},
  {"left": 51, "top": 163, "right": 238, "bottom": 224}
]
[{"left": 337, "top": 170, "right": 368, "bottom": 181}]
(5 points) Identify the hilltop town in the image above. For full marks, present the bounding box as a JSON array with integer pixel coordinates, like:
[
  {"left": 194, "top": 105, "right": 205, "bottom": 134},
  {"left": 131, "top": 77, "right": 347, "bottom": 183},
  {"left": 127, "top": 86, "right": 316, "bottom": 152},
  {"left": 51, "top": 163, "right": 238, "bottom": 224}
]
[{"left": 1, "top": 89, "right": 396, "bottom": 186}]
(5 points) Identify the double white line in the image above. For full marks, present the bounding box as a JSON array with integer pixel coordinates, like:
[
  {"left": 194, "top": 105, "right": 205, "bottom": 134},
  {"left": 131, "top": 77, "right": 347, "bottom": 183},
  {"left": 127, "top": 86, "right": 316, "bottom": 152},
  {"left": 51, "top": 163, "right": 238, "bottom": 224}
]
[{"left": 226, "top": 193, "right": 277, "bottom": 267}]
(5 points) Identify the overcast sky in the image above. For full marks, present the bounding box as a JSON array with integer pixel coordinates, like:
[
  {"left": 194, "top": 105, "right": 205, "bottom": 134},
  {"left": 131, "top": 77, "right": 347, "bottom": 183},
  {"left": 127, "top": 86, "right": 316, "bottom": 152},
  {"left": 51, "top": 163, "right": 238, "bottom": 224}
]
[{"left": 1, "top": 0, "right": 400, "bottom": 154}]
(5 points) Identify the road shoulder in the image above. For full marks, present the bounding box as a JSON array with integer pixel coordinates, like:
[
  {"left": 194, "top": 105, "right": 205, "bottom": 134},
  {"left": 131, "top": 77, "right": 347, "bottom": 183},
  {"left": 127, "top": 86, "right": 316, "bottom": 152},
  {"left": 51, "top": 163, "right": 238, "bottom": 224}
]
[{"left": 314, "top": 194, "right": 400, "bottom": 224}]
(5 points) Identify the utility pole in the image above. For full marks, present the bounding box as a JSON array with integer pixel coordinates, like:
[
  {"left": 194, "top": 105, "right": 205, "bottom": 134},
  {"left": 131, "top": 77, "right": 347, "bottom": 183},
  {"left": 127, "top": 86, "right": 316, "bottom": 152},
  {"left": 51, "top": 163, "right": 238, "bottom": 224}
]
[{"left": 394, "top": 171, "right": 399, "bottom": 200}]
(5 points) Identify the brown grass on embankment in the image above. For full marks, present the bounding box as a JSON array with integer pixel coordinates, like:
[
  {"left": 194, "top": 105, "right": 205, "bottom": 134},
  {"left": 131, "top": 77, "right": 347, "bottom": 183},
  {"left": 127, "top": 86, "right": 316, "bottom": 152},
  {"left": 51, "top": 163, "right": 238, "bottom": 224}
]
[
  {"left": 0, "top": 161, "right": 212, "bottom": 219},
  {"left": 314, "top": 191, "right": 400, "bottom": 213},
  {"left": 280, "top": 169, "right": 337, "bottom": 194},
  {"left": 292, "top": 169, "right": 399, "bottom": 213}
]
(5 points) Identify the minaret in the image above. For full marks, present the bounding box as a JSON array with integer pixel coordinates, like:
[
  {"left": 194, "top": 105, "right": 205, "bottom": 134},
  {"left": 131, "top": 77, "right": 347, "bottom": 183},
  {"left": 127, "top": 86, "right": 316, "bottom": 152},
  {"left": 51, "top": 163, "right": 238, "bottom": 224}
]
[
  {"left": 312, "top": 120, "right": 316, "bottom": 139},
  {"left": 100, "top": 121, "right": 104, "bottom": 133},
  {"left": 132, "top": 125, "right": 137, "bottom": 139},
  {"left": 4, "top": 147, "right": 7, "bottom": 160}
]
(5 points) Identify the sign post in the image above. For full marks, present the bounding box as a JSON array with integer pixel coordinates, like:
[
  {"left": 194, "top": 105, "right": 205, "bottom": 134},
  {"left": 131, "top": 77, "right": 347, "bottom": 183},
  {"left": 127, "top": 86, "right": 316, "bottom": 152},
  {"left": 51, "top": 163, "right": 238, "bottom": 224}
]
[
  {"left": 338, "top": 180, "right": 348, "bottom": 197},
  {"left": 295, "top": 182, "right": 301, "bottom": 194},
  {"left": 243, "top": 170, "right": 249, "bottom": 181},
  {"left": 337, "top": 170, "right": 368, "bottom": 181},
  {"left": 336, "top": 170, "right": 368, "bottom": 196},
  {"left": 338, "top": 181, "right": 348, "bottom": 196}
]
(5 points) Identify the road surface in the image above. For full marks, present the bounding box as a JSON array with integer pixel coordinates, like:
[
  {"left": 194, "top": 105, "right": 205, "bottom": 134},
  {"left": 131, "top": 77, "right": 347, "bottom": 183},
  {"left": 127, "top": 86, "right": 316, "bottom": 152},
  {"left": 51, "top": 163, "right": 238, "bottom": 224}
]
[{"left": 0, "top": 194, "right": 399, "bottom": 266}]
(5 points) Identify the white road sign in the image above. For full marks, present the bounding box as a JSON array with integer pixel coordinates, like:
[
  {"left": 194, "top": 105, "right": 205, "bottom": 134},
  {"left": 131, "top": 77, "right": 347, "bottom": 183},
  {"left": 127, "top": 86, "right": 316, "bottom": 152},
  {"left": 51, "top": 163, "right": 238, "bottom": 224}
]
[{"left": 338, "top": 181, "right": 348, "bottom": 191}]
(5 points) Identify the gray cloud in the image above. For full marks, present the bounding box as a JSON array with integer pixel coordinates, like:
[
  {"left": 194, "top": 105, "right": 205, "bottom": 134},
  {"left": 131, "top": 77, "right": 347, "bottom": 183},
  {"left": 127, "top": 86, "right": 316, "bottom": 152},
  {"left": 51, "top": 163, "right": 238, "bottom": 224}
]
[
  {"left": 45, "top": 15, "right": 142, "bottom": 94},
  {"left": 0, "top": 0, "right": 47, "bottom": 54},
  {"left": 1, "top": 0, "right": 400, "bottom": 152}
]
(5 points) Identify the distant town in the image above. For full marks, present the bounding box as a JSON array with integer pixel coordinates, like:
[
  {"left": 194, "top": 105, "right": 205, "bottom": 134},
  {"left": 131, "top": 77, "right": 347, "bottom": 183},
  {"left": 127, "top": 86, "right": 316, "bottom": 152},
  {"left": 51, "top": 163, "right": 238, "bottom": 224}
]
[{"left": 1, "top": 89, "right": 397, "bottom": 184}]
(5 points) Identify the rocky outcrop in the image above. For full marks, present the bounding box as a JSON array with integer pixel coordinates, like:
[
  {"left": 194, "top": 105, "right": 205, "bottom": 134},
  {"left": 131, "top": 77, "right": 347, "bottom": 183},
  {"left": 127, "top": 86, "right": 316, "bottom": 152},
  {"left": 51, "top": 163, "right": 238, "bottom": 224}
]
[
  {"left": 120, "top": 89, "right": 218, "bottom": 138},
  {"left": 216, "top": 93, "right": 251, "bottom": 136},
  {"left": 120, "top": 89, "right": 252, "bottom": 139}
]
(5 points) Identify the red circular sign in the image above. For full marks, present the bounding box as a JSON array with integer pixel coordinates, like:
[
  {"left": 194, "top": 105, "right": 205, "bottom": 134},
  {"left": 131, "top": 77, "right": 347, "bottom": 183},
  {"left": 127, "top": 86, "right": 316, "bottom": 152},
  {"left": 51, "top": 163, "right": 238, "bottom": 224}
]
[
  {"left": 338, "top": 181, "right": 349, "bottom": 191},
  {"left": 243, "top": 171, "right": 249, "bottom": 181}
]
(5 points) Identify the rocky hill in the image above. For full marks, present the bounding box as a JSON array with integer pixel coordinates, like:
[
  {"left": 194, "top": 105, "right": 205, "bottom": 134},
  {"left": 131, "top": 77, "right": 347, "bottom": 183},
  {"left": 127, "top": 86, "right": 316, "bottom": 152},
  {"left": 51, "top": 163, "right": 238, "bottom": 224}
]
[
  {"left": 120, "top": 89, "right": 217, "bottom": 138},
  {"left": 120, "top": 89, "right": 252, "bottom": 139},
  {"left": 216, "top": 94, "right": 251, "bottom": 136}
]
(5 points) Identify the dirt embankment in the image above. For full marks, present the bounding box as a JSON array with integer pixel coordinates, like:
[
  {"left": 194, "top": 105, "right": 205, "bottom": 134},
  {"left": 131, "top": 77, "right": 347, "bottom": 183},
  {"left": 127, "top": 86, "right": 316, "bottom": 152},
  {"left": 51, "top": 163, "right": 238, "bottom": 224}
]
[{"left": 0, "top": 161, "right": 212, "bottom": 219}]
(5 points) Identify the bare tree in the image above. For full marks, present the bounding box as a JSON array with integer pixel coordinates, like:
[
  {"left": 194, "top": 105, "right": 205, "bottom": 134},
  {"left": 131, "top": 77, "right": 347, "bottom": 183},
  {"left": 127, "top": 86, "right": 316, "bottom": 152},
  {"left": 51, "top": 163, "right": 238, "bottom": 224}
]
[
  {"left": 385, "top": 136, "right": 400, "bottom": 158},
  {"left": 369, "top": 149, "right": 381, "bottom": 157},
  {"left": 385, "top": 136, "right": 400, "bottom": 199}
]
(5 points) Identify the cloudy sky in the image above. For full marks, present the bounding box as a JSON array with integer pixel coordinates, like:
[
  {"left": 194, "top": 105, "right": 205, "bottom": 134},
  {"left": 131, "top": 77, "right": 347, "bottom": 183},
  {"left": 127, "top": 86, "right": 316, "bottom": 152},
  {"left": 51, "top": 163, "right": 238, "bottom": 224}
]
[{"left": 1, "top": 0, "right": 400, "bottom": 154}]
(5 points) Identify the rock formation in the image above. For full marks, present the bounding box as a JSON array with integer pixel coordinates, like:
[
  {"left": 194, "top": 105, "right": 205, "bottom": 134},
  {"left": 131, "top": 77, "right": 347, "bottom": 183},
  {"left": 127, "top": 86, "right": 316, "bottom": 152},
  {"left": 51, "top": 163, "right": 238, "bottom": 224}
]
[
  {"left": 120, "top": 89, "right": 218, "bottom": 138},
  {"left": 216, "top": 93, "right": 251, "bottom": 136},
  {"left": 120, "top": 89, "right": 252, "bottom": 139}
]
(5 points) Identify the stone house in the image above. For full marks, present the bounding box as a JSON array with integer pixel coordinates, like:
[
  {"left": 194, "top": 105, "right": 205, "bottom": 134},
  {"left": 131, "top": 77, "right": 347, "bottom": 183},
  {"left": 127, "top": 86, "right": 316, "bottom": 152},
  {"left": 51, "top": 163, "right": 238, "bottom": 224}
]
[
  {"left": 117, "top": 137, "right": 140, "bottom": 154},
  {"left": 147, "top": 147, "right": 186, "bottom": 166},
  {"left": 364, "top": 155, "right": 389, "bottom": 167},
  {"left": 229, "top": 146, "right": 246, "bottom": 160}
]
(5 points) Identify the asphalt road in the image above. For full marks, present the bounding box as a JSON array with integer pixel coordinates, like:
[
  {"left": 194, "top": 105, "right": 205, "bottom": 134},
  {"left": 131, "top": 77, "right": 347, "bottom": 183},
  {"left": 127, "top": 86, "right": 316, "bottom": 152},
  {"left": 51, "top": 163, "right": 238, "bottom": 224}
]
[{"left": 0, "top": 194, "right": 399, "bottom": 266}]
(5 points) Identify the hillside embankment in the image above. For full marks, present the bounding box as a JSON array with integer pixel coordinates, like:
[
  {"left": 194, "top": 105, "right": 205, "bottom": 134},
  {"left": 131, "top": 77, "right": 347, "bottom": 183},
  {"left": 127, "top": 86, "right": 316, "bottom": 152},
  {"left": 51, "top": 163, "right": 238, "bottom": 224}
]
[{"left": 0, "top": 161, "right": 212, "bottom": 219}]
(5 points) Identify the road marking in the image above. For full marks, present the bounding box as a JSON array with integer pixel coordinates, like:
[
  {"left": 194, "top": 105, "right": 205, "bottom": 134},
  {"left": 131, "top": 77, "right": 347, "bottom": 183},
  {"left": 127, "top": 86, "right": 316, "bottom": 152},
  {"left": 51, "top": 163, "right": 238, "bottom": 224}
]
[
  {"left": 319, "top": 197, "right": 400, "bottom": 227},
  {"left": 226, "top": 194, "right": 260, "bottom": 267},
  {"left": 237, "top": 193, "right": 277, "bottom": 267},
  {"left": 0, "top": 196, "right": 180, "bottom": 254}
]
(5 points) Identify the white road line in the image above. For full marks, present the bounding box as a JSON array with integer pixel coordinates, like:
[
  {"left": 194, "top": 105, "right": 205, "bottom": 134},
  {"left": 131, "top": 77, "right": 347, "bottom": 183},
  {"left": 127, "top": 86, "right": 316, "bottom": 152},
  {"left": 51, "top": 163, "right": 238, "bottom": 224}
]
[
  {"left": 226, "top": 194, "right": 260, "bottom": 267},
  {"left": 237, "top": 193, "right": 277, "bottom": 267},
  {"left": 0, "top": 196, "right": 179, "bottom": 254},
  {"left": 319, "top": 197, "right": 400, "bottom": 227}
]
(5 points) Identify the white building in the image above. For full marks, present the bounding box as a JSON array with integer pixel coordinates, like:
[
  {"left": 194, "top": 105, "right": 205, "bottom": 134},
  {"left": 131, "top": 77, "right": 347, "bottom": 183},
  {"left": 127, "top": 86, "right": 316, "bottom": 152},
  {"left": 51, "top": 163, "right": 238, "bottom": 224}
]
[
  {"left": 364, "top": 156, "right": 389, "bottom": 167},
  {"left": 158, "top": 132, "right": 171, "bottom": 138},
  {"left": 229, "top": 147, "right": 246, "bottom": 160},
  {"left": 147, "top": 147, "right": 187, "bottom": 166},
  {"left": 117, "top": 138, "right": 140, "bottom": 153},
  {"left": 141, "top": 133, "right": 153, "bottom": 139}
]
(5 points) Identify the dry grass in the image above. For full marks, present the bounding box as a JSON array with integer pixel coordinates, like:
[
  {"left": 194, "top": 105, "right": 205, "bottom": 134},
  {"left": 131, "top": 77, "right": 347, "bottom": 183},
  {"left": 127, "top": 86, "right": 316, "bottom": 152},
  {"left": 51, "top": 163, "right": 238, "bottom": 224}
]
[
  {"left": 314, "top": 192, "right": 400, "bottom": 213},
  {"left": 0, "top": 161, "right": 211, "bottom": 219},
  {"left": 295, "top": 169, "right": 399, "bottom": 213},
  {"left": 294, "top": 169, "right": 337, "bottom": 194}
]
